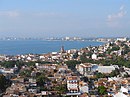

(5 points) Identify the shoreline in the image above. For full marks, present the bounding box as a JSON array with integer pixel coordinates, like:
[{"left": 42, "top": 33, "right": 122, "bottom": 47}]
[{"left": 0, "top": 40, "right": 105, "bottom": 56}]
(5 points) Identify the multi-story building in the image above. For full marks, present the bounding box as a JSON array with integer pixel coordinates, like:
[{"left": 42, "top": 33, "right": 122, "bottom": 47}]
[
  {"left": 67, "top": 76, "right": 79, "bottom": 93},
  {"left": 76, "top": 63, "right": 92, "bottom": 76}
]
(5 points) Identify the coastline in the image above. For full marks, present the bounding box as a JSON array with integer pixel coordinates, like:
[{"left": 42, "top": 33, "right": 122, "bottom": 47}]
[{"left": 0, "top": 40, "right": 104, "bottom": 55}]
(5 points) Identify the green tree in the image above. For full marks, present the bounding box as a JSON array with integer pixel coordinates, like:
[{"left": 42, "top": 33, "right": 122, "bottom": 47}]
[
  {"left": 0, "top": 74, "right": 11, "bottom": 92},
  {"left": 65, "top": 60, "right": 81, "bottom": 70},
  {"left": 109, "top": 68, "right": 119, "bottom": 77},
  {"left": 80, "top": 52, "right": 87, "bottom": 62},
  {"left": 0, "top": 61, "right": 16, "bottom": 68},
  {"left": 19, "top": 69, "right": 32, "bottom": 77},
  {"left": 112, "top": 46, "right": 120, "bottom": 51},
  {"left": 36, "top": 75, "right": 50, "bottom": 87},
  {"left": 98, "top": 86, "right": 107, "bottom": 95},
  {"left": 73, "top": 51, "right": 79, "bottom": 59},
  {"left": 54, "top": 84, "right": 67, "bottom": 94},
  {"left": 96, "top": 72, "right": 106, "bottom": 78}
]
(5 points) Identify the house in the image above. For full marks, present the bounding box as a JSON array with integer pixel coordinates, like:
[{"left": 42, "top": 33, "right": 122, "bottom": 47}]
[
  {"left": 91, "top": 53, "right": 97, "bottom": 60},
  {"left": 76, "top": 63, "right": 92, "bottom": 76},
  {"left": 67, "top": 76, "right": 79, "bottom": 93},
  {"left": 5, "top": 83, "right": 27, "bottom": 96},
  {"left": 117, "top": 37, "right": 127, "bottom": 42},
  {"left": 36, "top": 63, "right": 57, "bottom": 70},
  {"left": 113, "top": 92, "right": 128, "bottom": 97},
  {"left": 113, "top": 86, "right": 129, "bottom": 97},
  {"left": 0, "top": 68, "right": 14, "bottom": 74},
  {"left": 79, "top": 81, "right": 89, "bottom": 94}
]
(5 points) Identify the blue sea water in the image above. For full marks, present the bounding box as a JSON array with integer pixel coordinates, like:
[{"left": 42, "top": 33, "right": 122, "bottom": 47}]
[{"left": 0, "top": 40, "right": 104, "bottom": 55}]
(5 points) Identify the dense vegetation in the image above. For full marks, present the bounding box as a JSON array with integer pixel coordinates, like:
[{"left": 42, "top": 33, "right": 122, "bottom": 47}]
[
  {"left": 80, "top": 53, "right": 130, "bottom": 68},
  {"left": 0, "top": 61, "right": 35, "bottom": 68},
  {"left": 65, "top": 60, "right": 81, "bottom": 70},
  {"left": 95, "top": 68, "right": 120, "bottom": 79},
  {"left": 0, "top": 60, "right": 56, "bottom": 69},
  {"left": 0, "top": 74, "right": 12, "bottom": 93},
  {"left": 98, "top": 86, "right": 107, "bottom": 95}
]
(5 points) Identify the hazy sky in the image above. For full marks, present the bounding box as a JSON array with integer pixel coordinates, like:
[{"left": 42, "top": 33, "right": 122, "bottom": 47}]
[{"left": 0, "top": 0, "right": 129, "bottom": 38}]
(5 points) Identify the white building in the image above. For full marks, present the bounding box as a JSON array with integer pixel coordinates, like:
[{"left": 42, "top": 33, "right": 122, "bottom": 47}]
[
  {"left": 67, "top": 76, "right": 79, "bottom": 93},
  {"left": 80, "top": 86, "right": 89, "bottom": 93},
  {"left": 79, "top": 81, "right": 89, "bottom": 94},
  {"left": 0, "top": 68, "right": 14, "bottom": 74},
  {"left": 76, "top": 63, "right": 92, "bottom": 76},
  {"left": 117, "top": 37, "right": 127, "bottom": 42},
  {"left": 113, "top": 86, "right": 129, "bottom": 97},
  {"left": 51, "top": 52, "right": 60, "bottom": 60},
  {"left": 36, "top": 64, "right": 57, "bottom": 70},
  {"left": 98, "top": 65, "right": 119, "bottom": 73},
  {"left": 113, "top": 92, "right": 128, "bottom": 97},
  {"left": 91, "top": 53, "right": 97, "bottom": 60}
]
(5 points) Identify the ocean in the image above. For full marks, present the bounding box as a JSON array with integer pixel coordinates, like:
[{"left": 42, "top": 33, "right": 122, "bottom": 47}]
[{"left": 0, "top": 40, "right": 104, "bottom": 55}]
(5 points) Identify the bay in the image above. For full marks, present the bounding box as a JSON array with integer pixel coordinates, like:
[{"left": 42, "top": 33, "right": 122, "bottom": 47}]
[{"left": 0, "top": 40, "right": 104, "bottom": 55}]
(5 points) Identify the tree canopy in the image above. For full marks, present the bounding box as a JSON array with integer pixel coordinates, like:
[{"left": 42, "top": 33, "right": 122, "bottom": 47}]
[
  {"left": 98, "top": 86, "right": 107, "bottom": 95},
  {"left": 0, "top": 74, "right": 11, "bottom": 92}
]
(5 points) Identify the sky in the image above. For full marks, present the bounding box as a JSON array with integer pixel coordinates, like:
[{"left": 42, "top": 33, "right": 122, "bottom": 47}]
[{"left": 0, "top": 0, "right": 129, "bottom": 38}]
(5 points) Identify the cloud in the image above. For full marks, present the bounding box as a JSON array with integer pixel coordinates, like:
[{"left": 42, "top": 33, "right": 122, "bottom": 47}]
[
  {"left": 107, "top": 5, "right": 127, "bottom": 27},
  {"left": 0, "top": 11, "right": 19, "bottom": 17},
  {"left": 120, "top": 5, "right": 124, "bottom": 11}
]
